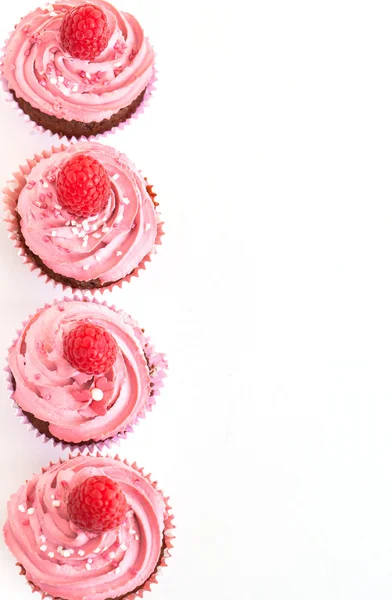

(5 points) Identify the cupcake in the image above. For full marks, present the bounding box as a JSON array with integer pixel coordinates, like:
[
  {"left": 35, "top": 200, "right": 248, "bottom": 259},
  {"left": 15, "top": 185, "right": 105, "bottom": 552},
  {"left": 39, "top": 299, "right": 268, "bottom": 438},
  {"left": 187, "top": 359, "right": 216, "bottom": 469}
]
[
  {"left": 1, "top": 1, "right": 155, "bottom": 139},
  {"left": 3, "top": 141, "right": 163, "bottom": 291},
  {"left": 7, "top": 297, "right": 167, "bottom": 448},
  {"left": 4, "top": 453, "right": 174, "bottom": 600}
]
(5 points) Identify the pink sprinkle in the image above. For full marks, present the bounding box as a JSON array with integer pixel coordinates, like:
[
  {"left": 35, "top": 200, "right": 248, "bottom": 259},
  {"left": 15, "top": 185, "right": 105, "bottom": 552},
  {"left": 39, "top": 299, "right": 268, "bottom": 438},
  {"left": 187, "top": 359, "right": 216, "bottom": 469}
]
[
  {"left": 61, "top": 480, "right": 68, "bottom": 487},
  {"left": 50, "top": 46, "right": 58, "bottom": 53},
  {"left": 42, "top": 203, "right": 48, "bottom": 210},
  {"left": 34, "top": 374, "right": 40, "bottom": 380},
  {"left": 40, "top": 78, "right": 47, "bottom": 88},
  {"left": 24, "top": 49, "right": 31, "bottom": 57},
  {"left": 37, "top": 341, "right": 46, "bottom": 354},
  {"left": 47, "top": 192, "right": 53, "bottom": 198},
  {"left": 64, "top": 248, "right": 71, "bottom": 253},
  {"left": 134, "top": 478, "right": 141, "bottom": 487},
  {"left": 26, "top": 181, "right": 36, "bottom": 190},
  {"left": 10, "top": 64, "right": 16, "bottom": 71},
  {"left": 80, "top": 70, "right": 86, "bottom": 78},
  {"left": 113, "top": 223, "right": 119, "bottom": 228},
  {"left": 114, "top": 69, "right": 122, "bottom": 77},
  {"left": 45, "top": 395, "right": 51, "bottom": 401},
  {"left": 58, "top": 304, "right": 64, "bottom": 312},
  {"left": 22, "top": 26, "right": 30, "bottom": 33},
  {"left": 43, "top": 236, "right": 51, "bottom": 243},
  {"left": 23, "top": 520, "right": 29, "bottom": 527},
  {"left": 39, "top": 194, "right": 46, "bottom": 201}
]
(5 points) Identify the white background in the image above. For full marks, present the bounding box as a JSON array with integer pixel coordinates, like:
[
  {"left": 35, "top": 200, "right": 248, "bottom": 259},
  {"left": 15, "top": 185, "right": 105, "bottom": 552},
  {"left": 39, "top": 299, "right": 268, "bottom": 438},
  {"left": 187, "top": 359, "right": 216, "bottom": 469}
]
[{"left": 1, "top": 1, "right": 392, "bottom": 599}]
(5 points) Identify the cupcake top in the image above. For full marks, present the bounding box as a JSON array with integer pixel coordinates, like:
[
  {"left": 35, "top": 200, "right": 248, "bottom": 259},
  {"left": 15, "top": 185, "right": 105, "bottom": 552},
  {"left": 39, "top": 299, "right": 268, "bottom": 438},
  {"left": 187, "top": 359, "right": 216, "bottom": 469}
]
[
  {"left": 2, "top": 0, "right": 155, "bottom": 123},
  {"left": 4, "top": 454, "right": 167, "bottom": 600},
  {"left": 8, "top": 299, "right": 167, "bottom": 444},
  {"left": 16, "top": 141, "right": 159, "bottom": 286}
]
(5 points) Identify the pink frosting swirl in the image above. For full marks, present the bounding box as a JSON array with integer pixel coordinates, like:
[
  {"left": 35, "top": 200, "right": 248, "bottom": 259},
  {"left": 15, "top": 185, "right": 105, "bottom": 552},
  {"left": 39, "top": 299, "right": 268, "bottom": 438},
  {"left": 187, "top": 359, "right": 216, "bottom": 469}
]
[
  {"left": 4, "top": 455, "right": 166, "bottom": 600},
  {"left": 16, "top": 142, "right": 159, "bottom": 285},
  {"left": 3, "top": 0, "right": 155, "bottom": 122},
  {"left": 8, "top": 299, "right": 167, "bottom": 444}
]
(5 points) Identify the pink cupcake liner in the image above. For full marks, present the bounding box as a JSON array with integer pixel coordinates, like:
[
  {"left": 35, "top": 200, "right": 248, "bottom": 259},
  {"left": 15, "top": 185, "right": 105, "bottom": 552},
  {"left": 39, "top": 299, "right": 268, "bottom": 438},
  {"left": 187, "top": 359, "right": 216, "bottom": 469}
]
[
  {"left": 0, "top": 25, "right": 158, "bottom": 142},
  {"left": 15, "top": 452, "right": 175, "bottom": 600},
  {"left": 5, "top": 295, "right": 168, "bottom": 453},
  {"left": 2, "top": 143, "right": 164, "bottom": 295}
]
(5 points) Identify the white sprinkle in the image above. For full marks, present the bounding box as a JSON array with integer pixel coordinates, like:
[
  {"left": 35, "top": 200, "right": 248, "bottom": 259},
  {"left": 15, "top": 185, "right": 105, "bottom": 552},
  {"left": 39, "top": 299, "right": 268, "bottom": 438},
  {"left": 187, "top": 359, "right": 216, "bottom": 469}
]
[
  {"left": 57, "top": 546, "right": 63, "bottom": 553},
  {"left": 62, "top": 550, "right": 71, "bottom": 558},
  {"left": 114, "top": 62, "right": 122, "bottom": 68},
  {"left": 83, "top": 265, "right": 90, "bottom": 271},
  {"left": 96, "top": 255, "right": 101, "bottom": 262},
  {"left": 93, "top": 548, "right": 101, "bottom": 554},
  {"left": 135, "top": 535, "right": 139, "bottom": 541},
  {"left": 122, "top": 197, "right": 130, "bottom": 205},
  {"left": 40, "top": 545, "right": 47, "bottom": 552},
  {"left": 102, "top": 546, "right": 109, "bottom": 552},
  {"left": 71, "top": 220, "right": 77, "bottom": 226},
  {"left": 49, "top": 77, "right": 57, "bottom": 84},
  {"left": 51, "top": 495, "right": 55, "bottom": 499},
  {"left": 85, "top": 563, "right": 91, "bottom": 571},
  {"left": 86, "top": 72, "right": 91, "bottom": 80},
  {"left": 46, "top": 3, "right": 54, "bottom": 10},
  {"left": 68, "top": 549, "right": 75, "bottom": 555},
  {"left": 78, "top": 550, "right": 85, "bottom": 557},
  {"left": 82, "top": 236, "right": 89, "bottom": 248},
  {"left": 120, "top": 543, "right": 127, "bottom": 551},
  {"left": 87, "top": 558, "right": 93, "bottom": 564},
  {"left": 115, "top": 567, "right": 120, "bottom": 575},
  {"left": 54, "top": 204, "right": 62, "bottom": 210},
  {"left": 40, "top": 535, "right": 46, "bottom": 543},
  {"left": 53, "top": 500, "right": 60, "bottom": 507},
  {"left": 92, "top": 232, "right": 101, "bottom": 239},
  {"left": 58, "top": 76, "right": 64, "bottom": 83},
  {"left": 82, "top": 221, "right": 90, "bottom": 231},
  {"left": 109, "top": 552, "right": 116, "bottom": 559},
  {"left": 71, "top": 227, "right": 78, "bottom": 235},
  {"left": 91, "top": 388, "right": 104, "bottom": 401},
  {"left": 27, "top": 508, "right": 35, "bottom": 515},
  {"left": 112, "top": 173, "right": 119, "bottom": 181},
  {"left": 129, "top": 529, "right": 136, "bottom": 535},
  {"left": 18, "top": 505, "right": 25, "bottom": 513},
  {"left": 48, "top": 552, "right": 55, "bottom": 558},
  {"left": 43, "top": 182, "right": 49, "bottom": 188},
  {"left": 92, "top": 224, "right": 98, "bottom": 231},
  {"left": 49, "top": 10, "right": 56, "bottom": 16},
  {"left": 102, "top": 226, "right": 109, "bottom": 233},
  {"left": 77, "top": 223, "right": 82, "bottom": 228},
  {"left": 65, "top": 221, "right": 71, "bottom": 226},
  {"left": 145, "top": 223, "right": 151, "bottom": 231},
  {"left": 51, "top": 231, "right": 57, "bottom": 237},
  {"left": 116, "top": 251, "right": 122, "bottom": 256}
]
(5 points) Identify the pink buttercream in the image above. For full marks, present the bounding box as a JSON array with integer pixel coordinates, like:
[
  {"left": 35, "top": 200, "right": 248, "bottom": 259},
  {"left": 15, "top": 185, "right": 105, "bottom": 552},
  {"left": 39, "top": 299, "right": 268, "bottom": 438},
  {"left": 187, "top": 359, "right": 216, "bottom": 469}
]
[
  {"left": 16, "top": 142, "right": 158, "bottom": 285},
  {"left": 4, "top": 455, "right": 166, "bottom": 600},
  {"left": 3, "top": 0, "right": 155, "bottom": 123},
  {"left": 8, "top": 299, "right": 167, "bottom": 444}
]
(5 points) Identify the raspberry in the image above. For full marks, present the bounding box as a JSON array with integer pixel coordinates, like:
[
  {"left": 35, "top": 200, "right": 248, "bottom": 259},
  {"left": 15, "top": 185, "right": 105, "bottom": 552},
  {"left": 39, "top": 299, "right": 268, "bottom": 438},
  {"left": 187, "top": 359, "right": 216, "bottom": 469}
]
[
  {"left": 60, "top": 3, "right": 110, "bottom": 61},
  {"left": 57, "top": 154, "right": 111, "bottom": 217},
  {"left": 67, "top": 476, "right": 129, "bottom": 532},
  {"left": 63, "top": 323, "right": 118, "bottom": 375}
]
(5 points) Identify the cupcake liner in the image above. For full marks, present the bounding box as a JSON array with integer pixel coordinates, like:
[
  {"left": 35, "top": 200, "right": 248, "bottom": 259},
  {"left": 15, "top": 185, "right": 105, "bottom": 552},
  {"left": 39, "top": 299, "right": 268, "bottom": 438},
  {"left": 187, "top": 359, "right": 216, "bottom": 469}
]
[
  {"left": 0, "top": 27, "right": 158, "bottom": 142},
  {"left": 5, "top": 295, "right": 168, "bottom": 453},
  {"left": 2, "top": 143, "right": 164, "bottom": 295},
  {"left": 15, "top": 452, "right": 175, "bottom": 600}
]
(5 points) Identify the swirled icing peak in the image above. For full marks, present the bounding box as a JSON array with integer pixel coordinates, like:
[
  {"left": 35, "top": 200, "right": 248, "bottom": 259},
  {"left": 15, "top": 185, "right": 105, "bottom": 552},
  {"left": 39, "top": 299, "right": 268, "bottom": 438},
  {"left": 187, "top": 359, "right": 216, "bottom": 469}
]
[
  {"left": 3, "top": 0, "right": 155, "bottom": 123},
  {"left": 4, "top": 454, "right": 166, "bottom": 600},
  {"left": 8, "top": 299, "right": 167, "bottom": 444},
  {"left": 16, "top": 142, "right": 159, "bottom": 285}
]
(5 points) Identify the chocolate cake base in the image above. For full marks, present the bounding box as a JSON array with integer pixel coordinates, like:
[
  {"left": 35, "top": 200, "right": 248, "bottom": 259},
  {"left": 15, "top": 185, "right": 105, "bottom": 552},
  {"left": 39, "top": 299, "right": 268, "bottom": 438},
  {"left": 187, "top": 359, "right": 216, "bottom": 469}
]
[{"left": 10, "top": 88, "right": 147, "bottom": 139}]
